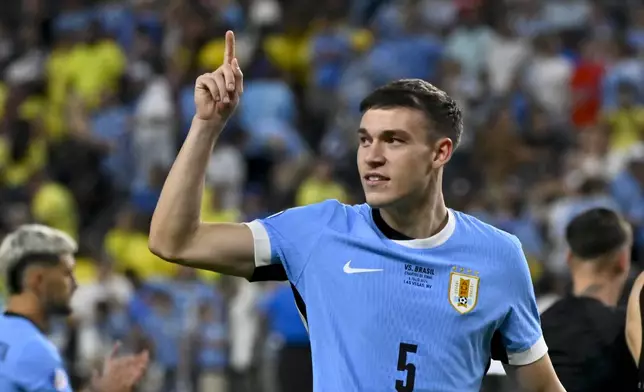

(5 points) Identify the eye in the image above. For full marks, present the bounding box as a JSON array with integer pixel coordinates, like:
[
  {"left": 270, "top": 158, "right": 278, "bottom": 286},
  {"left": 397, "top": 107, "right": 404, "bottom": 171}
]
[
  {"left": 359, "top": 136, "right": 371, "bottom": 146},
  {"left": 386, "top": 136, "right": 405, "bottom": 145}
]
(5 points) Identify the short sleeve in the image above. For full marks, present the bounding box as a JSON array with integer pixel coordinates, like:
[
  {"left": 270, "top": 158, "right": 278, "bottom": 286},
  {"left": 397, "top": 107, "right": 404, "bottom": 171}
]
[
  {"left": 495, "top": 237, "right": 548, "bottom": 366},
  {"left": 12, "top": 339, "right": 71, "bottom": 391},
  {"left": 244, "top": 200, "right": 341, "bottom": 284}
]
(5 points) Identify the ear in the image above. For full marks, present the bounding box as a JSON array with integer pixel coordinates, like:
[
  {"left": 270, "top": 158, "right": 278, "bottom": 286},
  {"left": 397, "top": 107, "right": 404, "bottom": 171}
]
[
  {"left": 432, "top": 137, "right": 453, "bottom": 169},
  {"left": 22, "top": 264, "right": 45, "bottom": 293},
  {"left": 616, "top": 248, "right": 631, "bottom": 275}
]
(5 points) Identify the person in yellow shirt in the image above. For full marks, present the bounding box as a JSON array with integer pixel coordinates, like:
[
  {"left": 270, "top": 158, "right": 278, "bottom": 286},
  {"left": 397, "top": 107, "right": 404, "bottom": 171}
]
[
  {"left": 29, "top": 170, "right": 79, "bottom": 240},
  {"left": 296, "top": 160, "right": 348, "bottom": 206},
  {"left": 262, "top": 17, "right": 312, "bottom": 84},
  {"left": 0, "top": 119, "right": 47, "bottom": 189},
  {"left": 64, "top": 23, "right": 126, "bottom": 109},
  {"left": 603, "top": 82, "right": 644, "bottom": 153},
  {"left": 104, "top": 207, "right": 176, "bottom": 279}
]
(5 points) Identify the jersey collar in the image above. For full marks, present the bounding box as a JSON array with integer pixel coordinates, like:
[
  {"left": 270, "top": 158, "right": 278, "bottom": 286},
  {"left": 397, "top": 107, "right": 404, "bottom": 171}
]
[
  {"left": 3, "top": 311, "right": 45, "bottom": 334},
  {"left": 372, "top": 208, "right": 456, "bottom": 249}
]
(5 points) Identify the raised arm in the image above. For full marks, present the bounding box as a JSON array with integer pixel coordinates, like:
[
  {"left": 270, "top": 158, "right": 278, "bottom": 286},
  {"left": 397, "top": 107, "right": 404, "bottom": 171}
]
[{"left": 148, "top": 31, "right": 255, "bottom": 279}]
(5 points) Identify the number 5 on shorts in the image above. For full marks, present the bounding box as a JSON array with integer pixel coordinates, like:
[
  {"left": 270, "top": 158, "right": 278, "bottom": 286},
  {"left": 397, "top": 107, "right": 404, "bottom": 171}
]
[{"left": 396, "top": 342, "right": 418, "bottom": 392}]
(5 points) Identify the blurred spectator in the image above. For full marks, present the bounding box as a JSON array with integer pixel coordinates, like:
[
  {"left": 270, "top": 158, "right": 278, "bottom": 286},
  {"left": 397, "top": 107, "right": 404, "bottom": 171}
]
[
  {"left": 525, "top": 34, "right": 573, "bottom": 118},
  {"left": 570, "top": 39, "right": 604, "bottom": 128},
  {"left": 0, "top": 119, "right": 47, "bottom": 193},
  {"left": 445, "top": 7, "right": 492, "bottom": 78},
  {"left": 296, "top": 160, "right": 347, "bottom": 206},
  {"left": 139, "top": 288, "right": 183, "bottom": 392},
  {"left": 259, "top": 283, "right": 312, "bottom": 392},
  {"left": 189, "top": 301, "right": 228, "bottom": 392},
  {"left": 132, "top": 58, "right": 174, "bottom": 188},
  {"left": 228, "top": 278, "right": 261, "bottom": 392},
  {"left": 602, "top": 40, "right": 644, "bottom": 110},
  {"left": 602, "top": 82, "right": 644, "bottom": 158},
  {"left": 29, "top": 169, "right": 80, "bottom": 240},
  {"left": 485, "top": 17, "right": 530, "bottom": 97}
]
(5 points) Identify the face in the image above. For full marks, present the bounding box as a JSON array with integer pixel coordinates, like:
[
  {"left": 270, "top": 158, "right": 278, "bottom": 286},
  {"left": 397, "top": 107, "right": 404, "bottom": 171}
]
[
  {"left": 357, "top": 108, "right": 452, "bottom": 208},
  {"left": 41, "top": 253, "right": 77, "bottom": 316}
]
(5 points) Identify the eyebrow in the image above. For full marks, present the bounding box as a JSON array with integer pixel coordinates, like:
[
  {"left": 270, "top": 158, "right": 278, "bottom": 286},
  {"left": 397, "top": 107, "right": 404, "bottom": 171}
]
[
  {"left": 358, "top": 128, "right": 409, "bottom": 134},
  {"left": 357, "top": 128, "right": 411, "bottom": 137}
]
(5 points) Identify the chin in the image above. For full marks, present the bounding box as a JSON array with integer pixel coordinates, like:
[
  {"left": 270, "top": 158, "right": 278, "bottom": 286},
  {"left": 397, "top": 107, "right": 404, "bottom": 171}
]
[{"left": 364, "top": 191, "right": 398, "bottom": 209}]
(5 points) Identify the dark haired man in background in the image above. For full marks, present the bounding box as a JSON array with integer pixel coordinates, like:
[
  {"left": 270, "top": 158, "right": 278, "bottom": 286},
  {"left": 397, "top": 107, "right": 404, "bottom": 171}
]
[
  {"left": 150, "top": 31, "right": 564, "bottom": 391},
  {"left": 541, "top": 208, "right": 638, "bottom": 391},
  {"left": 0, "top": 224, "right": 149, "bottom": 392}
]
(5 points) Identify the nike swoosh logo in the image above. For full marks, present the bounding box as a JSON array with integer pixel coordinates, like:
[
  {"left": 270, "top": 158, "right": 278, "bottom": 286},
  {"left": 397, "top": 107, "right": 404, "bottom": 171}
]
[{"left": 343, "top": 260, "right": 383, "bottom": 274}]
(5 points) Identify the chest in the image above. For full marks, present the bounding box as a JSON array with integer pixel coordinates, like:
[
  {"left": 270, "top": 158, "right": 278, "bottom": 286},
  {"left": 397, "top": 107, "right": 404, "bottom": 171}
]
[{"left": 301, "top": 238, "right": 510, "bottom": 334}]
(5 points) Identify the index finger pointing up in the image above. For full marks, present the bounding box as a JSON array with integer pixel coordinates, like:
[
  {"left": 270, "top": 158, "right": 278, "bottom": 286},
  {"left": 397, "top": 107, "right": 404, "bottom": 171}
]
[{"left": 224, "top": 30, "right": 235, "bottom": 64}]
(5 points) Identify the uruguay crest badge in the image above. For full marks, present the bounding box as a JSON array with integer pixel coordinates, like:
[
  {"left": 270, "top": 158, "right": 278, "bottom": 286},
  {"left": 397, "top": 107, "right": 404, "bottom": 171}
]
[{"left": 449, "top": 267, "right": 480, "bottom": 314}]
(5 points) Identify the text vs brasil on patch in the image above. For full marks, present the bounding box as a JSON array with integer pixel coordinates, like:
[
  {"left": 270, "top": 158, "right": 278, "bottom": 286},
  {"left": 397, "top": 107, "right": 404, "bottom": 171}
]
[{"left": 449, "top": 267, "right": 480, "bottom": 314}]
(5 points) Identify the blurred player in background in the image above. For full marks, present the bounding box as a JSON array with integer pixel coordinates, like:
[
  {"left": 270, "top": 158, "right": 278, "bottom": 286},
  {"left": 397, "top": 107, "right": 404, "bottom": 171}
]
[
  {"left": 150, "top": 31, "right": 564, "bottom": 391},
  {"left": 0, "top": 224, "right": 149, "bottom": 392},
  {"left": 541, "top": 208, "right": 638, "bottom": 391}
]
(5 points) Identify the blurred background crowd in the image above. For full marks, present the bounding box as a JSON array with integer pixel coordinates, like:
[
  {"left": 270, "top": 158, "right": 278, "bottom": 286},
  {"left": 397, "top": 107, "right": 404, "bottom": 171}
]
[{"left": 1, "top": 0, "right": 644, "bottom": 390}]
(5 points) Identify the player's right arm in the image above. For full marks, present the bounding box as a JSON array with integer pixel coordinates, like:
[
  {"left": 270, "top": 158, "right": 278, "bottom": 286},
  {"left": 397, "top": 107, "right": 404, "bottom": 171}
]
[{"left": 148, "top": 31, "right": 255, "bottom": 279}]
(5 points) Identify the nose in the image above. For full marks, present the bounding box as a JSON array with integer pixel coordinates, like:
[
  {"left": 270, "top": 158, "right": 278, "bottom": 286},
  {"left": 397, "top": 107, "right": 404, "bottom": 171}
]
[{"left": 364, "top": 142, "right": 386, "bottom": 168}]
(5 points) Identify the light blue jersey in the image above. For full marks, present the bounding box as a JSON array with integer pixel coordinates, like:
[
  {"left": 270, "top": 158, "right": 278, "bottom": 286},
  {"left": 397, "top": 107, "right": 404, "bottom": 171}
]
[
  {"left": 0, "top": 312, "right": 72, "bottom": 392},
  {"left": 245, "top": 200, "right": 546, "bottom": 392}
]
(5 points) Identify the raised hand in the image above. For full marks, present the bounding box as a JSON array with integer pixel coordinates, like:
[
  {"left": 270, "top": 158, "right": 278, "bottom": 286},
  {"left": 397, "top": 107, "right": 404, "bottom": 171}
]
[
  {"left": 194, "top": 30, "right": 244, "bottom": 123},
  {"left": 91, "top": 342, "right": 149, "bottom": 392}
]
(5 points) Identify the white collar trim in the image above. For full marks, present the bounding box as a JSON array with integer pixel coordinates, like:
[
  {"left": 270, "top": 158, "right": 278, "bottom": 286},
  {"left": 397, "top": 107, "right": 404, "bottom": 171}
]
[{"left": 391, "top": 209, "right": 456, "bottom": 249}]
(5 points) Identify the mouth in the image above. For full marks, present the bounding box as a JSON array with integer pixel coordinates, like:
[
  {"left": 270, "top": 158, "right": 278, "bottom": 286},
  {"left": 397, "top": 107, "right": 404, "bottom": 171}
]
[{"left": 363, "top": 173, "right": 390, "bottom": 186}]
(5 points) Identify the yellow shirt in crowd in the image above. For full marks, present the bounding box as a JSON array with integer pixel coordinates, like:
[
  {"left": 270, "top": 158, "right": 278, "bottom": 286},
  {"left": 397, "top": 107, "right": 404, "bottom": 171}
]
[
  {"left": 44, "top": 39, "right": 126, "bottom": 138},
  {"left": 296, "top": 178, "right": 348, "bottom": 206},
  {"left": 31, "top": 181, "right": 79, "bottom": 240},
  {"left": 0, "top": 136, "right": 47, "bottom": 187},
  {"left": 105, "top": 229, "right": 177, "bottom": 280},
  {"left": 604, "top": 107, "right": 644, "bottom": 151}
]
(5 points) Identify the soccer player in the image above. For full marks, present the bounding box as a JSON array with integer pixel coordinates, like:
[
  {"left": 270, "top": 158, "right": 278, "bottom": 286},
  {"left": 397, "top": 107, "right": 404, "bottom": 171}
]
[
  {"left": 0, "top": 224, "right": 149, "bottom": 392},
  {"left": 541, "top": 208, "right": 638, "bottom": 391},
  {"left": 150, "top": 31, "right": 564, "bottom": 391}
]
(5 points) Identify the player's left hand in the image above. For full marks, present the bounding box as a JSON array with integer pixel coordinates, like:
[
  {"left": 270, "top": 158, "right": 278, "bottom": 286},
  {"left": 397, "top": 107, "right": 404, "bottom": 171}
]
[{"left": 91, "top": 342, "right": 150, "bottom": 392}]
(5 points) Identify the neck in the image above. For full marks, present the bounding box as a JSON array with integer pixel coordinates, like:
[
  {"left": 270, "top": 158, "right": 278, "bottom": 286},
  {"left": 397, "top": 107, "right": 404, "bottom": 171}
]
[
  {"left": 380, "top": 182, "right": 448, "bottom": 239},
  {"left": 572, "top": 272, "right": 624, "bottom": 307},
  {"left": 5, "top": 294, "right": 47, "bottom": 331}
]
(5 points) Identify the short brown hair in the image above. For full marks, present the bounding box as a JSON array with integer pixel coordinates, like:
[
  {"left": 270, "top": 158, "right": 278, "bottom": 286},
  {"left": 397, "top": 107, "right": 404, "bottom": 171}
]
[{"left": 359, "top": 79, "right": 463, "bottom": 148}]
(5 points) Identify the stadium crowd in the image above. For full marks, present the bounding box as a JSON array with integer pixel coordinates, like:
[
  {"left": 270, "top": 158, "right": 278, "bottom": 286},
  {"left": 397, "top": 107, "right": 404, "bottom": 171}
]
[{"left": 1, "top": 0, "right": 644, "bottom": 390}]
